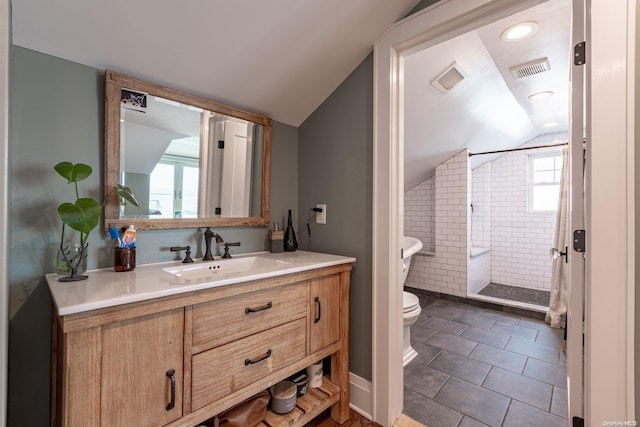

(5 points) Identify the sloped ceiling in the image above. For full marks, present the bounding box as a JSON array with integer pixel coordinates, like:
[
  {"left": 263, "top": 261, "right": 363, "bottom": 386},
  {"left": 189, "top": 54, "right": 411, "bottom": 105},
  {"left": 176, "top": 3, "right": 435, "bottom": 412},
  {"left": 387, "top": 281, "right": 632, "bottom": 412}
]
[
  {"left": 11, "top": 0, "right": 421, "bottom": 126},
  {"left": 404, "top": 0, "right": 571, "bottom": 190}
]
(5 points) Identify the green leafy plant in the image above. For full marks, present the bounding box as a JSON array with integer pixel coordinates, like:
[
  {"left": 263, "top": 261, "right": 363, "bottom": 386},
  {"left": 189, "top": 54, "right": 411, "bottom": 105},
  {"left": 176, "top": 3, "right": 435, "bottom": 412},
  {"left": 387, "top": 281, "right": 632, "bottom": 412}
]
[{"left": 54, "top": 162, "right": 138, "bottom": 281}]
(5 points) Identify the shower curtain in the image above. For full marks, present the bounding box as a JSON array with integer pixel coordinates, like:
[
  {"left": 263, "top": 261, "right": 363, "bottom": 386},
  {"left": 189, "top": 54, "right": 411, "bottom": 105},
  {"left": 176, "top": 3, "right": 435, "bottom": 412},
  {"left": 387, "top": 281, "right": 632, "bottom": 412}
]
[{"left": 546, "top": 148, "right": 569, "bottom": 328}]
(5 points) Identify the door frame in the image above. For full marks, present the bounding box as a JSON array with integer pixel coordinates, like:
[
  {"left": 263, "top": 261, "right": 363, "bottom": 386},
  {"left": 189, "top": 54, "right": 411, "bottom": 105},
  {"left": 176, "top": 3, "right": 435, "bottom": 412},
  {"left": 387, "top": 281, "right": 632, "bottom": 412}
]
[
  {"left": 0, "top": 0, "right": 8, "bottom": 425},
  {"left": 372, "top": 0, "right": 636, "bottom": 424}
]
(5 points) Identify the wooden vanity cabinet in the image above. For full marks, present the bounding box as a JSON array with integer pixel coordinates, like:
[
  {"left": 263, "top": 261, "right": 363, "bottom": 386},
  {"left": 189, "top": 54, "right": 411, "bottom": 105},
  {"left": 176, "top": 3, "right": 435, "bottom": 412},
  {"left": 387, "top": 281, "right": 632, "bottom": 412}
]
[{"left": 51, "top": 263, "right": 352, "bottom": 427}]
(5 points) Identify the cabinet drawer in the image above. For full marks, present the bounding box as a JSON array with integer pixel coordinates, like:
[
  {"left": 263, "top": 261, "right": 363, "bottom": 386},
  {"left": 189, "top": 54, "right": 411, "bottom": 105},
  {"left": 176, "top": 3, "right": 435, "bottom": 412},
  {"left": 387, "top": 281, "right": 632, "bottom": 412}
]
[
  {"left": 191, "top": 318, "right": 306, "bottom": 411},
  {"left": 192, "top": 283, "right": 306, "bottom": 353}
]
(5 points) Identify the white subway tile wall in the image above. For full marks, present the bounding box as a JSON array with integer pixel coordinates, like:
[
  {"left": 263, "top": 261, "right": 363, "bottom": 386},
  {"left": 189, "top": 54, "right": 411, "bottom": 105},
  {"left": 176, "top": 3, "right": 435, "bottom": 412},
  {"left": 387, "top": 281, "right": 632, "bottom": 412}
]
[
  {"left": 404, "top": 175, "right": 435, "bottom": 252},
  {"left": 405, "top": 150, "right": 469, "bottom": 297},
  {"left": 404, "top": 132, "right": 567, "bottom": 297}
]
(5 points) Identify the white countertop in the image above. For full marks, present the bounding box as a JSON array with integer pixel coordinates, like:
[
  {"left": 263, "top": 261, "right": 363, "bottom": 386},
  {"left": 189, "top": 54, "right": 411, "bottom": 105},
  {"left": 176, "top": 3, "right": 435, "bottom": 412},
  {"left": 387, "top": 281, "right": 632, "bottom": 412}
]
[{"left": 46, "top": 250, "right": 356, "bottom": 316}]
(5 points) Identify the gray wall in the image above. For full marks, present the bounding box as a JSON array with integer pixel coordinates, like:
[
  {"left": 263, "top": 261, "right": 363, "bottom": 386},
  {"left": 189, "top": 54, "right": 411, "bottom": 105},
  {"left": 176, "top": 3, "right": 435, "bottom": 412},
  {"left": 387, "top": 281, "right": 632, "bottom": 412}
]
[
  {"left": 298, "top": 54, "right": 373, "bottom": 380},
  {"left": 296, "top": 0, "right": 441, "bottom": 383},
  {"left": 8, "top": 46, "right": 297, "bottom": 426}
]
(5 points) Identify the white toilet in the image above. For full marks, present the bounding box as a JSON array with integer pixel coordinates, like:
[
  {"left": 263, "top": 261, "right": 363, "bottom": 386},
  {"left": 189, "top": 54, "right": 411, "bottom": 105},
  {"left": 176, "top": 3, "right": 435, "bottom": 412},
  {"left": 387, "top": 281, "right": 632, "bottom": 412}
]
[{"left": 402, "top": 236, "right": 423, "bottom": 366}]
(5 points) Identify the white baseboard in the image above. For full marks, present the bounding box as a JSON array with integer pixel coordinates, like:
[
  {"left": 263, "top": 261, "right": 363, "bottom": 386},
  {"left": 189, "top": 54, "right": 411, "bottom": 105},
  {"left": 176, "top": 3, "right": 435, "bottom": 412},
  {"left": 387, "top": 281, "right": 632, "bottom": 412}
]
[{"left": 349, "top": 372, "right": 372, "bottom": 419}]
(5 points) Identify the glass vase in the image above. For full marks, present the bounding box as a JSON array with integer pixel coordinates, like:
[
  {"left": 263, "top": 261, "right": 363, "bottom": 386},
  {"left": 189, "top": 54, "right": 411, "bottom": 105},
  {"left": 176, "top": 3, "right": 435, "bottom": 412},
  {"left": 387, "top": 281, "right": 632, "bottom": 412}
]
[{"left": 56, "top": 241, "right": 88, "bottom": 281}]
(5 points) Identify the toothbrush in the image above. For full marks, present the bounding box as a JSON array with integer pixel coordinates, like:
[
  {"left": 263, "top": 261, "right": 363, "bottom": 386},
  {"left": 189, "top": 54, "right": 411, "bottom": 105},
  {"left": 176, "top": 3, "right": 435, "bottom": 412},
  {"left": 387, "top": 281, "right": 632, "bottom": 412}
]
[{"left": 109, "top": 227, "right": 122, "bottom": 248}]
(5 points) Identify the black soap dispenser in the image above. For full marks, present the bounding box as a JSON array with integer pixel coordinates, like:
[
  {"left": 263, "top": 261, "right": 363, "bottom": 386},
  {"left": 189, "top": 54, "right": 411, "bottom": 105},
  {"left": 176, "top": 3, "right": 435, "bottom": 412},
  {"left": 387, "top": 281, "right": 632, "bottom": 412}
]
[{"left": 284, "top": 209, "right": 298, "bottom": 252}]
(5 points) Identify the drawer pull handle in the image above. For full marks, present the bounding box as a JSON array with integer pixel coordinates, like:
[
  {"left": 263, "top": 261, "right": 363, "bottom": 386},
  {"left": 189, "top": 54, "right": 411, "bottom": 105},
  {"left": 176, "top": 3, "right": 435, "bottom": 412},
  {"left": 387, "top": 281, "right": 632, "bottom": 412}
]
[
  {"left": 244, "top": 349, "right": 272, "bottom": 366},
  {"left": 165, "top": 369, "right": 176, "bottom": 411},
  {"left": 314, "top": 296, "right": 321, "bottom": 323},
  {"left": 245, "top": 301, "right": 273, "bottom": 314}
]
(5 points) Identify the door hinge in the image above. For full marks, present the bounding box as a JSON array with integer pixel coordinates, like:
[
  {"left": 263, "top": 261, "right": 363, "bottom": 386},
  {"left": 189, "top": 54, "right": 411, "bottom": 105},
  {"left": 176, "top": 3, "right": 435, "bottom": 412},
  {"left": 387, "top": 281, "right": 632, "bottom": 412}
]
[
  {"left": 218, "top": 140, "right": 225, "bottom": 149},
  {"left": 573, "top": 229, "right": 586, "bottom": 252},
  {"left": 401, "top": 248, "right": 404, "bottom": 259},
  {"left": 573, "top": 416, "right": 584, "bottom": 427},
  {"left": 574, "top": 42, "right": 586, "bottom": 65}
]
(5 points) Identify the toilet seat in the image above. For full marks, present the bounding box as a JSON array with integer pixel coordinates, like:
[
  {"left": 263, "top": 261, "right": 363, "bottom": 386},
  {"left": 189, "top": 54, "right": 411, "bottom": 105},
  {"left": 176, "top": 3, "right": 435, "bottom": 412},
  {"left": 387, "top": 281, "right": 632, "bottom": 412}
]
[{"left": 403, "top": 291, "right": 420, "bottom": 313}]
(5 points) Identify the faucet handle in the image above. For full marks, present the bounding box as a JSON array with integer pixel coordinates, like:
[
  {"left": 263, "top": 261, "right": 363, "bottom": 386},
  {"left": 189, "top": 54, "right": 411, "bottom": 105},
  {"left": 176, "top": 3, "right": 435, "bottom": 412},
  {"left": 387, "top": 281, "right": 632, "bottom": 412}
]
[
  {"left": 170, "top": 246, "right": 194, "bottom": 263},
  {"left": 221, "top": 242, "right": 241, "bottom": 259}
]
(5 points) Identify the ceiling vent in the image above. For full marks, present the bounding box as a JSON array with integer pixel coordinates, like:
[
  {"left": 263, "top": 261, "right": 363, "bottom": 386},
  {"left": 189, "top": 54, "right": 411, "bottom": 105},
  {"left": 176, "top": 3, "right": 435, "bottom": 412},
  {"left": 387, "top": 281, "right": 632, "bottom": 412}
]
[
  {"left": 509, "top": 57, "right": 551, "bottom": 79},
  {"left": 431, "top": 62, "right": 465, "bottom": 94}
]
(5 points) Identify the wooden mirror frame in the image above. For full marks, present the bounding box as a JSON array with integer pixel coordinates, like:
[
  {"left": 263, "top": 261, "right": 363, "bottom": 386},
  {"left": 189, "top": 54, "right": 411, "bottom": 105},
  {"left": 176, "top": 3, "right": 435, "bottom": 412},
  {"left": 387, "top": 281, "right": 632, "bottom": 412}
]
[{"left": 104, "top": 70, "right": 271, "bottom": 230}]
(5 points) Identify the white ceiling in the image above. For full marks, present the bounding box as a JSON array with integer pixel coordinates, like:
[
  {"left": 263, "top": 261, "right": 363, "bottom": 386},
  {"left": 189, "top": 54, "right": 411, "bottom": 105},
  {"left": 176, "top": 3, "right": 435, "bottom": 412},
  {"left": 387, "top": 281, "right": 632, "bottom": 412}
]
[
  {"left": 404, "top": 0, "right": 571, "bottom": 189},
  {"left": 11, "top": 0, "right": 421, "bottom": 127},
  {"left": 13, "top": 0, "right": 572, "bottom": 191}
]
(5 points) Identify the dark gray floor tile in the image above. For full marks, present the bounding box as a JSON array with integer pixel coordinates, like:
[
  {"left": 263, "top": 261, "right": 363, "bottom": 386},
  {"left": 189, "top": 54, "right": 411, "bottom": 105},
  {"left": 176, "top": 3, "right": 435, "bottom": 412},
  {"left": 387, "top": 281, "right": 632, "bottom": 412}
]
[
  {"left": 505, "top": 336, "right": 560, "bottom": 364},
  {"left": 482, "top": 366, "right": 553, "bottom": 411},
  {"left": 411, "top": 324, "right": 436, "bottom": 344},
  {"left": 403, "top": 387, "right": 463, "bottom": 427},
  {"left": 422, "top": 316, "right": 468, "bottom": 336},
  {"left": 428, "top": 350, "right": 491, "bottom": 385},
  {"left": 410, "top": 341, "right": 442, "bottom": 366},
  {"left": 523, "top": 358, "right": 567, "bottom": 388},
  {"left": 469, "top": 343, "right": 527, "bottom": 374},
  {"left": 453, "top": 312, "right": 496, "bottom": 330},
  {"left": 476, "top": 310, "right": 520, "bottom": 326},
  {"left": 426, "top": 332, "right": 478, "bottom": 356},
  {"left": 491, "top": 321, "right": 538, "bottom": 340},
  {"left": 459, "top": 416, "right": 489, "bottom": 427},
  {"left": 404, "top": 362, "right": 450, "bottom": 398},
  {"left": 434, "top": 377, "right": 510, "bottom": 427},
  {"left": 502, "top": 400, "right": 566, "bottom": 427},
  {"left": 517, "top": 316, "right": 552, "bottom": 331},
  {"left": 421, "top": 305, "right": 463, "bottom": 321},
  {"left": 550, "top": 386, "right": 568, "bottom": 419},
  {"left": 558, "top": 350, "right": 567, "bottom": 367},
  {"left": 535, "top": 328, "right": 564, "bottom": 350},
  {"left": 461, "top": 327, "right": 509, "bottom": 349}
]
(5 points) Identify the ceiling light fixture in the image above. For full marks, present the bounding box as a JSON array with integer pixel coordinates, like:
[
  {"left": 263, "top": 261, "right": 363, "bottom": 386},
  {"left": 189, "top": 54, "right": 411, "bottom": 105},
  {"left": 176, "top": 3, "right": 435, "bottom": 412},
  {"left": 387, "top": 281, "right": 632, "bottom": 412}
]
[
  {"left": 501, "top": 21, "right": 539, "bottom": 41},
  {"left": 542, "top": 121, "right": 560, "bottom": 128},
  {"left": 528, "top": 91, "right": 554, "bottom": 100}
]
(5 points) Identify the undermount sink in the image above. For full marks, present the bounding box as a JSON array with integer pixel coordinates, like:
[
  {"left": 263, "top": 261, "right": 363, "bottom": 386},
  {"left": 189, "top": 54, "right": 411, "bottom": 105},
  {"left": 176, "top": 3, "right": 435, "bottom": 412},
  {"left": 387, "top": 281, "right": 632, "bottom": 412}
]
[{"left": 162, "top": 256, "right": 292, "bottom": 281}]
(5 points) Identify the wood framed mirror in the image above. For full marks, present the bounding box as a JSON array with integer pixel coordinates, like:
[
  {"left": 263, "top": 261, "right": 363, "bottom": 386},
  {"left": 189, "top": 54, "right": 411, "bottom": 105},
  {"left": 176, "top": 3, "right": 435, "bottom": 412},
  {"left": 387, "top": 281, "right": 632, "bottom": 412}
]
[{"left": 104, "top": 70, "right": 271, "bottom": 230}]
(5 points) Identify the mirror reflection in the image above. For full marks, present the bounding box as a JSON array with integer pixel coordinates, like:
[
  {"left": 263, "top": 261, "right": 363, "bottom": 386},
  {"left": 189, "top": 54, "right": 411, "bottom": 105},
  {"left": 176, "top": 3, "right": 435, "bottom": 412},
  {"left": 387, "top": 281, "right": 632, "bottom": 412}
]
[
  {"left": 104, "top": 70, "right": 271, "bottom": 230},
  {"left": 121, "top": 95, "right": 263, "bottom": 219}
]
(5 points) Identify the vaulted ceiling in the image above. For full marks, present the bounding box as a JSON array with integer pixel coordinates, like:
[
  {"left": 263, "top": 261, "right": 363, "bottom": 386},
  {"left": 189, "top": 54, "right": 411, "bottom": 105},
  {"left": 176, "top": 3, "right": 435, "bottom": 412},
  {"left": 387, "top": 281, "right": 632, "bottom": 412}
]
[
  {"left": 12, "top": 0, "right": 571, "bottom": 191},
  {"left": 404, "top": 0, "right": 571, "bottom": 188},
  {"left": 11, "top": 0, "right": 421, "bottom": 126}
]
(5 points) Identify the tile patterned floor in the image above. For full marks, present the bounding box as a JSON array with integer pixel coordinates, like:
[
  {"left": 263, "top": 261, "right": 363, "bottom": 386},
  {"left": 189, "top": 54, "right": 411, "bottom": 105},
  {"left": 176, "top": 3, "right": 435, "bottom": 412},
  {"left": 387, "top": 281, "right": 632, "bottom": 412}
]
[
  {"left": 403, "top": 289, "right": 567, "bottom": 427},
  {"left": 478, "top": 283, "right": 551, "bottom": 307}
]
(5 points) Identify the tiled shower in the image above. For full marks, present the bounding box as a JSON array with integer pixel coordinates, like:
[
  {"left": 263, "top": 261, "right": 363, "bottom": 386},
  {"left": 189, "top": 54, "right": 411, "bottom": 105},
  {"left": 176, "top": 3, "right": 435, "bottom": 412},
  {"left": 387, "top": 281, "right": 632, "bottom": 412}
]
[{"left": 404, "top": 132, "right": 567, "bottom": 309}]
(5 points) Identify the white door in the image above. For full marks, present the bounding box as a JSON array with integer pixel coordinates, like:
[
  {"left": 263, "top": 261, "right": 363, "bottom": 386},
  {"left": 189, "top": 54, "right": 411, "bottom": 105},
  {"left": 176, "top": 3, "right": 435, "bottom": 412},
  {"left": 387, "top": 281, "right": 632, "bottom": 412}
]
[{"left": 566, "top": 0, "right": 586, "bottom": 422}]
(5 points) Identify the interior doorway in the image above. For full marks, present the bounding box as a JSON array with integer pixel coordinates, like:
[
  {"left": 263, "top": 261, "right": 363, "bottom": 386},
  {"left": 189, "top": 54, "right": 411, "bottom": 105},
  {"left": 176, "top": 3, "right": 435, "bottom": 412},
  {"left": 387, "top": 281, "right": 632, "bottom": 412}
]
[
  {"left": 397, "top": 0, "right": 572, "bottom": 424},
  {"left": 371, "top": 0, "right": 587, "bottom": 425}
]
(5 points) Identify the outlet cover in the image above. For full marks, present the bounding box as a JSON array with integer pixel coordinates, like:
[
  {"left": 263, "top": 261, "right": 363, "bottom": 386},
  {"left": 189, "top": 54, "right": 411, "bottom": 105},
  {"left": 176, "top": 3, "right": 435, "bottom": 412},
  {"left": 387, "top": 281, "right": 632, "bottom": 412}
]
[{"left": 316, "top": 204, "right": 326, "bottom": 224}]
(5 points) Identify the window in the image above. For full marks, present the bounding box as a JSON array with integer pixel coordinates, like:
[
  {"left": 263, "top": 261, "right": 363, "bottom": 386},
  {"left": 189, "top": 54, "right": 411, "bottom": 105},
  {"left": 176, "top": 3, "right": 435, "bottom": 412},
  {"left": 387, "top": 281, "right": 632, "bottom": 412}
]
[
  {"left": 149, "top": 155, "right": 199, "bottom": 217},
  {"left": 528, "top": 151, "right": 563, "bottom": 212}
]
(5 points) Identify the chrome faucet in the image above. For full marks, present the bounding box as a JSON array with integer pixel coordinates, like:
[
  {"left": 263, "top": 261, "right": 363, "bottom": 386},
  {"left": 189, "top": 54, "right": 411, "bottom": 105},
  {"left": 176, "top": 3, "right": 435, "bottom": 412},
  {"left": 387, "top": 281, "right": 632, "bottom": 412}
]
[{"left": 203, "top": 227, "right": 224, "bottom": 261}]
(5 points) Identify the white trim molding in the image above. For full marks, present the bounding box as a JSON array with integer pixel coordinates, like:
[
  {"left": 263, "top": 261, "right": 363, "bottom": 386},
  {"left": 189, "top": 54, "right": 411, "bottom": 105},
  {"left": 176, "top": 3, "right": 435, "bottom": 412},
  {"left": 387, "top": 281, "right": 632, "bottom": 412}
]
[
  {"left": 348, "top": 372, "right": 372, "bottom": 420},
  {"left": 372, "top": 0, "right": 586, "bottom": 425},
  {"left": 585, "top": 0, "right": 636, "bottom": 422},
  {"left": 0, "top": 0, "right": 9, "bottom": 425}
]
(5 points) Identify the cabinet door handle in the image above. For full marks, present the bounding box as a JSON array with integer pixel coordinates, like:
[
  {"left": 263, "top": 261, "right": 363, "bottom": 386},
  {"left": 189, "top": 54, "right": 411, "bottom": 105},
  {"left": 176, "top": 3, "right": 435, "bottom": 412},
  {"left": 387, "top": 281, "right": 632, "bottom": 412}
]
[
  {"left": 245, "top": 301, "right": 273, "bottom": 314},
  {"left": 314, "top": 296, "right": 321, "bottom": 324},
  {"left": 165, "top": 369, "right": 176, "bottom": 411},
  {"left": 244, "top": 349, "right": 272, "bottom": 366}
]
